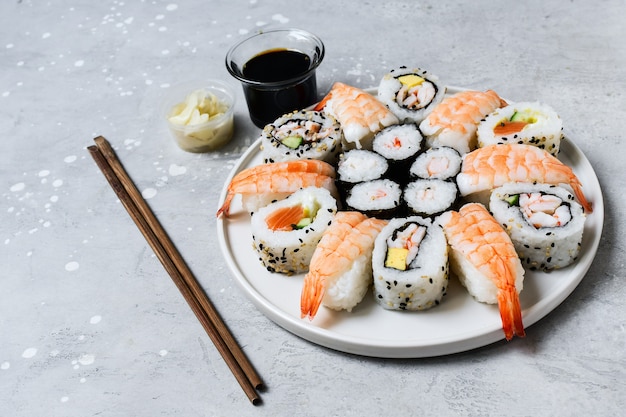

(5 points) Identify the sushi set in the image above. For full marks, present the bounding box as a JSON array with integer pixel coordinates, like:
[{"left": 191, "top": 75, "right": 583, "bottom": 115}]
[{"left": 216, "top": 67, "right": 603, "bottom": 358}]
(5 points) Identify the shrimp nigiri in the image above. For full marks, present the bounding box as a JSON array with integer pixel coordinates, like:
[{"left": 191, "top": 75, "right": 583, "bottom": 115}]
[
  {"left": 314, "top": 82, "right": 399, "bottom": 149},
  {"left": 438, "top": 203, "right": 526, "bottom": 341},
  {"left": 419, "top": 90, "right": 507, "bottom": 154},
  {"left": 457, "top": 143, "right": 593, "bottom": 213},
  {"left": 300, "top": 211, "right": 387, "bottom": 320},
  {"left": 216, "top": 160, "right": 337, "bottom": 218}
]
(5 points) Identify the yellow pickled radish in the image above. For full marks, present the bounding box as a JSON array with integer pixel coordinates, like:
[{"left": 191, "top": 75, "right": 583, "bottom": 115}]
[{"left": 398, "top": 74, "right": 425, "bottom": 89}]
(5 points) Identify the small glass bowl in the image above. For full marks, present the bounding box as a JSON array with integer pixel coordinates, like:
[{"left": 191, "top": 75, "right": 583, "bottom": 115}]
[
  {"left": 225, "top": 28, "right": 324, "bottom": 128},
  {"left": 164, "top": 79, "right": 236, "bottom": 153}
]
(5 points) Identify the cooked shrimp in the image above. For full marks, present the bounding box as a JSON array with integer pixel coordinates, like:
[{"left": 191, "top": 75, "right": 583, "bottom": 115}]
[
  {"left": 229, "top": 159, "right": 336, "bottom": 184},
  {"left": 397, "top": 81, "right": 436, "bottom": 110},
  {"left": 427, "top": 156, "right": 450, "bottom": 177},
  {"left": 519, "top": 192, "right": 572, "bottom": 228},
  {"left": 439, "top": 203, "right": 525, "bottom": 340},
  {"left": 216, "top": 160, "right": 337, "bottom": 218},
  {"left": 300, "top": 211, "right": 387, "bottom": 320},
  {"left": 419, "top": 90, "right": 507, "bottom": 154},
  {"left": 314, "top": 82, "right": 399, "bottom": 149},
  {"left": 457, "top": 143, "right": 592, "bottom": 213}
]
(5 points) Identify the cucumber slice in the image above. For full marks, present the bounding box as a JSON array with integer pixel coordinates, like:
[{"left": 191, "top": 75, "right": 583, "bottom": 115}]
[
  {"left": 281, "top": 136, "right": 303, "bottom": 149},
  {"left": 505, "top": 194, "right": 520, "bottom": 206},
  {"left": 295, "top": 217, "right": 312, "bottom": 229}
]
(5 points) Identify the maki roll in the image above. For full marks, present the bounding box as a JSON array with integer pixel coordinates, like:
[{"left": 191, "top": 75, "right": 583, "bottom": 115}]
[
  {"left": 260, "top": 109, "right": 342, "bottom": 164},
  {"left": 372, "top": 216, "right": 449, "bottom": 311},
  {"left": 377, "top": 66, "right": 447, "bottom": 124},
  {"left": 409, "top": 146, "right": 462, "bottom": 181},
  {"left": 489, "top": 182, "right": 586, "bottom": 271},
  {"left": 345, "top": 179, "right": 402, "bottom": 219},
  {"left": 404, "top": 179, "right": 459, "bottom": 217},
  {"left": 336, "top": 149, "right": 388, "bottom": 202},
  {"left": 372, "top": 123, "right": 424, "bottom": 185},
  {"left": 251, "top": 186, "right": 337, "bottom": 274},
  {"left": 477, "top": 102, "right": 563, "bottom": 156}
]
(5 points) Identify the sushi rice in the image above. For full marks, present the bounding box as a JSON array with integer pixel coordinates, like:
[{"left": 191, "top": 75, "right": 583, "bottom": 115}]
[
  {"left": 409, "top": 146, "right": 462, "bottom": 181},
  {"left": 337, "top": 149, "right": 389, "bottom": 184},
  {"left": 404, "top": 179, "right": 459, "bottom": 217},
  {"left": 345, "top": 179, "right": 402, "bottom": 219}
]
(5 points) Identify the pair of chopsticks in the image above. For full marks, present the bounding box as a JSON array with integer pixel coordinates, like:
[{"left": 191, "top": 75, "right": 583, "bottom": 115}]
[{"left": 88, "top": 136, "right": 263, "bottom": 405}]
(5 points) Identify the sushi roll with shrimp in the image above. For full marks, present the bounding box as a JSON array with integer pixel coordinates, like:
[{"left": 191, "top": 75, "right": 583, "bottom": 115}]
[
  {"left": 477, "top": 102, "right": 563, "bottom": 156},
  {"left": 260, "top": 109, "right": 342, "bottom": 164},
  {"left": 409, "top": 146, "right": 462, "bottom": 181},
  {"left": 377, "top": 66, "right": 447, "bottom": 124},
  {"left": 372, "top": 123, "right": 424, "bottom": 185},
  {"left": 403, "top": 179, "right": 459, "bottom": 218},
  {"left": 251, "top": 186, "right": 337, "bottom": 275},
  {"left": 372, "top": 216, "right": 449, "bottom": 311},
  {"left": 345, "top": 179, "right": 403, "bottom": 219},
  {"left": 489, "top": 183, "right": 586, "bottom": 271}
]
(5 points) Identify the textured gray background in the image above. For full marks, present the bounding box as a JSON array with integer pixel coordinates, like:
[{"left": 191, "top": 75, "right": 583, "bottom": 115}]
[{"left": 1, "top": 0, "right": 624, "bottom": 416}]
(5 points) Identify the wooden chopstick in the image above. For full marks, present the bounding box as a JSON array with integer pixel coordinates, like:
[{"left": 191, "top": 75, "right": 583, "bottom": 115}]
[{"left": 88, "top": 136, "right": 262, "bottom": 405}]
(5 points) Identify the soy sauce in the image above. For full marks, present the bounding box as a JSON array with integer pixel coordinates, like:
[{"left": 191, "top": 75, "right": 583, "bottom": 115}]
[
  {"left": 243, "top": 48, "right": 312, "bottom": 82},
  {"left": 239, "top": 48, "right": 318, "bottom": 128}
]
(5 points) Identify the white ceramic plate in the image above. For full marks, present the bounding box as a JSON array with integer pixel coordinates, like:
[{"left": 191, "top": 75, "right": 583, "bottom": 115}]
[{"left": 216, "top": 88, "right": 604, "bottom": 358}]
